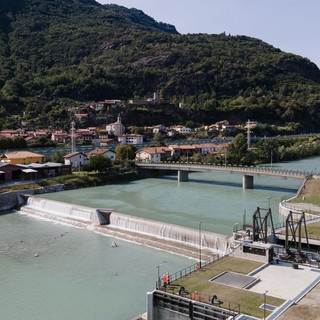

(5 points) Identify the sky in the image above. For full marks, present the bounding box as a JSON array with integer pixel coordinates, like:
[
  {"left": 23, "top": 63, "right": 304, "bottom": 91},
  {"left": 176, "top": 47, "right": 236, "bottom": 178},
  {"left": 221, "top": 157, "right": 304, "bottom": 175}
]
[{"left": 98, "top": 0, "right": 320, "bottom": 68}]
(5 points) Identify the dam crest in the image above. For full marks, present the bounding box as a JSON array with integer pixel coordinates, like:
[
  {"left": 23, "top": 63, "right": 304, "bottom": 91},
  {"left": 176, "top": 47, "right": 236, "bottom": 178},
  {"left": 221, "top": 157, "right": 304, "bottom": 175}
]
[{"left": 20, "top": 196, "right": 231, "bottom": 258}]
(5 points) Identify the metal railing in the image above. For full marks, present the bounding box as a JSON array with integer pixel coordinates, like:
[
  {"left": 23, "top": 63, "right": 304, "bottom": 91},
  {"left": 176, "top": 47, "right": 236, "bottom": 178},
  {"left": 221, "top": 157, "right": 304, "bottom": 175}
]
[
  {"left": 137, "top": 161, "right": 314, "bottom": 178},
  {"left": 158, "top": 287, "right": 240, "bottom": 316}
]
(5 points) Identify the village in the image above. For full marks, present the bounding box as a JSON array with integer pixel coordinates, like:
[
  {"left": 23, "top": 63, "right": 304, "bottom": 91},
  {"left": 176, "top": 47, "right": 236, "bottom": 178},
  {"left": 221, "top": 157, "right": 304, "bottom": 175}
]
[{"left": 0, "top": 96, "right": 267, "bottom": 184}]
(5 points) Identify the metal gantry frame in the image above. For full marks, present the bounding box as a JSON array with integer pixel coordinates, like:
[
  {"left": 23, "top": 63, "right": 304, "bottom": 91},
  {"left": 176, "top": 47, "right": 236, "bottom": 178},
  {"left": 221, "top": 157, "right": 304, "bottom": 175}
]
[
  {"left": 252, "top": 207, "right": 275, "bottom": 243},
  {"left": 285, "top": 210, "right": 309, "bottom": 255}
]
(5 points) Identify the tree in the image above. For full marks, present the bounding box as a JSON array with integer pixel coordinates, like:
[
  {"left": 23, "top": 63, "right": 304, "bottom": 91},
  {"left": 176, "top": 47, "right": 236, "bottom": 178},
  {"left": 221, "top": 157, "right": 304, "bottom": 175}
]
[
  {"left": 115, "top": 145, "right": 137, "bottom": 161},
  {"left": 51, "top": 150, "right": 66, "bottom": 163},
  {"left": 227, "top": 134, "right": 248, "bottom": 165},
  {"left": 12, "top": 137, "right": 27, "bottom": 149},
  {"left": 85, "top": 154, "right": 112, "bottom": 173},
  {"left": 153, "top": 132, "right": 165, "bottom": 144}
]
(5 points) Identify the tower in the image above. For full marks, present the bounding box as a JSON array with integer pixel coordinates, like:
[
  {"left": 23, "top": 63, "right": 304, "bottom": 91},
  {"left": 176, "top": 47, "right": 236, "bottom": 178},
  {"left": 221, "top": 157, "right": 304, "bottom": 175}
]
[{"left": 71, "top": 122, "right": 76, "bottom": 153}]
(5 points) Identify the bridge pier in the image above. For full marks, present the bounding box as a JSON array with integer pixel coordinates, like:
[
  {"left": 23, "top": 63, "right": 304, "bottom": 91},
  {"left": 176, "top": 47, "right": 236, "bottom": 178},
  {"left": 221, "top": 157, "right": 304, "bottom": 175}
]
[
  {"left": 243, "top": 175, "right": 254, "bottom": 189},
  {"left": 178, "top": 170, "right": 189, "bottom": 182}
]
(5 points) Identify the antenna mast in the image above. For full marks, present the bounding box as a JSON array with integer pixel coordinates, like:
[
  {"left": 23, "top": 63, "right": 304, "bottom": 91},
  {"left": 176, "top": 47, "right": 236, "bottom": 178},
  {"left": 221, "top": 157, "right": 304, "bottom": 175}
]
[{"left": 246, "top": 119, "right": 252, "bottom": 150}]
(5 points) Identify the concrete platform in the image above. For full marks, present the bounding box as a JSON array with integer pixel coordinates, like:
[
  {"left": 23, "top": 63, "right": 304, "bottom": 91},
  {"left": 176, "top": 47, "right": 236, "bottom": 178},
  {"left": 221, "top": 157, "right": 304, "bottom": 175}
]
[{"left": 248, "top": 261, "right": 320, "bottom": 300}]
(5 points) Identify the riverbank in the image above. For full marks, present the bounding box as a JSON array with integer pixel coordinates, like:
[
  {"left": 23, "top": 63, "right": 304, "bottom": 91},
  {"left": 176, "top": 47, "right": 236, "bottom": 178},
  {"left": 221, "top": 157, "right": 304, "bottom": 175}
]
[{"left": 0, "top": 170, "right": 139, "bottom": 211}]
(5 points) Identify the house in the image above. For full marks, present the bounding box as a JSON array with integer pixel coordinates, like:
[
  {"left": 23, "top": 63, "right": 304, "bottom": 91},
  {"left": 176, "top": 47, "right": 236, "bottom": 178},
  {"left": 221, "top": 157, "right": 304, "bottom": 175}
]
[
  {"left": 19, "top": 162, "right": 71, "bottom": 179},
  {"left": 76, "top": 129, "right": 93, "bottom": 143},
  {"left": 118, "top": 134, "right": 143, "bottom": 145},
  {"left": 0, "top": 163, "right": 25, "bottom": 181},
  {"left": 86, "top": 148, "right": 116, "bottom": 161},
  {"left": 34, "top": 130, "right": 49, "bottom": 139},
  {"left": 25, "top": 136, "right": 37, "bottom": 145},
  {"left": 89, "top": 102, "right": 105, "bottom": 112},
  {"left": 105, "top": 99, "right": 121, "bottom": 107},
  {"left": 75, "top": 114, "right": 88, "bottom": 124},
  {"left": 100, "top": 139, "right": 119, "bottom": 147},
  {"left": 87, "top": 127, "right": 98, "bottom": 137},
  {"left": 171, "top": 125, "right": 191, "bottom": 134},
  {"left": 166, "top": 128, "right": 176, "bottom": 137},
  {"left": 1, "top": 151, "right": 45, "bottom": 165},
  {"left": 105, "top": 114, "right": 125, "bottom": 136},
  {"left": 168, "top": 144, "right": 199, "bottom": 157},
  {"left": 51, "top": 131, "right": 68, "bottom": 143},
  {"left": 63, "top": 152, "right": 89, "bottom": 169},
  {"left": 152, "top": 125, "right": 167, "bottom": 134},
  {"left": 136, "top": 147, "right": 171, "bottom": 163}
]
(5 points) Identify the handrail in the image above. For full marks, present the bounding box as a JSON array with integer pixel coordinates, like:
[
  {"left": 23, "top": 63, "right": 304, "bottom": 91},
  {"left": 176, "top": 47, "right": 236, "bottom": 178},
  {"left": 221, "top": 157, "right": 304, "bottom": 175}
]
[{"left": 136, "top": 161, "right": 310, "bottom": 178}]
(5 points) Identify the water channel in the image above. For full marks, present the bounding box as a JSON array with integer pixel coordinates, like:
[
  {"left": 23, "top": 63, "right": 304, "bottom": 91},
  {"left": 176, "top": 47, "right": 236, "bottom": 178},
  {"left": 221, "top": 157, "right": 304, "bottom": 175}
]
[{"left": 1, "top": 156, "right": 319, "bottom": 320}]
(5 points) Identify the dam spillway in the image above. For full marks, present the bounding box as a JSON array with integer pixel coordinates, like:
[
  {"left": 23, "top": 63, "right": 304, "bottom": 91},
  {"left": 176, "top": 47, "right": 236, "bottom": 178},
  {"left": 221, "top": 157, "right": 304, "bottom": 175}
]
[
  {"left": 109, "top": 212, "right": 230, "bottom": 252},
  {"left": 20, "top": 196, "right": 231, "bottom": 257}
]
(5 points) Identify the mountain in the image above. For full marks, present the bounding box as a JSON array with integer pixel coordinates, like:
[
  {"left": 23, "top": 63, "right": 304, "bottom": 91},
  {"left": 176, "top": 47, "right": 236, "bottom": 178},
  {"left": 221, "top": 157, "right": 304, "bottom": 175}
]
[{"left": 0, "top": 0, "right": 320, "bottom": 131}]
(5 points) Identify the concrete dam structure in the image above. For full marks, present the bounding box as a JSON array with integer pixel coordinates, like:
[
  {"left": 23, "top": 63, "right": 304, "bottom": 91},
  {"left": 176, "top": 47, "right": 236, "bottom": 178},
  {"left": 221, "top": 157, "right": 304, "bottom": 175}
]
[{"left": 20, "top": 196, "right": 231, "bottom": 259}]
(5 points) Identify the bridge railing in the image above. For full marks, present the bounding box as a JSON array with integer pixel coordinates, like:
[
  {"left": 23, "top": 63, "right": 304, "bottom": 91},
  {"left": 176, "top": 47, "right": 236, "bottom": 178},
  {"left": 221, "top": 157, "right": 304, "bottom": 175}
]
[{"left": 136, "top": 161, "right": 311, "bottom": 177}]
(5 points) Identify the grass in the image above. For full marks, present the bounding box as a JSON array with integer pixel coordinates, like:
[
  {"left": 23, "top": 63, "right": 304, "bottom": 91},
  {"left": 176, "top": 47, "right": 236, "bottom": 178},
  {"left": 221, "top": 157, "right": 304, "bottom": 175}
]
[
  {"left": 293, "top": 195, "right": 320, "bottom": 207},
  {"left": 289, "top": 179, "right": 320, "bottom": 208},
  {"left": 163, "top": 256, "right": 285, "bottom": 318},
  {"left": 278, "top": 221, "right": 320, "bottom": 239}
]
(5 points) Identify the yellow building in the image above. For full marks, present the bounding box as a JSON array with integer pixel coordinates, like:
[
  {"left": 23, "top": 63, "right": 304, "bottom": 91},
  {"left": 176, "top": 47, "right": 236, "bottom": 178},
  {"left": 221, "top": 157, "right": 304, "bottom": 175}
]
[{"left": 1, "top": 151, "right": 45, "bottom": 165}]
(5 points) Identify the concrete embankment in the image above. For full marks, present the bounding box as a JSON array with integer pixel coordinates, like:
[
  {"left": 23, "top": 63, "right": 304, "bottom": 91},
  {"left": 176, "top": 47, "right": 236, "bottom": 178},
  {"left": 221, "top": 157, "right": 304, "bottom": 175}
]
[{"left": 0, "top": 185, "right": 65, "bottom": 211}]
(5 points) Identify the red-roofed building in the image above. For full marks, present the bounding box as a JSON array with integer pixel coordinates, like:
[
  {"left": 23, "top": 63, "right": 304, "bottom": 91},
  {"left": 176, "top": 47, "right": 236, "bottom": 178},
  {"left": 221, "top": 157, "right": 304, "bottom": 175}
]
[
  {"left": 100, "top": 139, "right": 119, "bottom": 147},
  {"left": 86, "top": 148, "right": 115, "bottom": 160},
  {"left": 63, "top": 152, "right": 89, "bottom": 169},
  {"left": 118, "top": 134, "right": 143, "bottom": 145},
  {"left": 136, "top": 147, "right": 171, "bottom": 163}
]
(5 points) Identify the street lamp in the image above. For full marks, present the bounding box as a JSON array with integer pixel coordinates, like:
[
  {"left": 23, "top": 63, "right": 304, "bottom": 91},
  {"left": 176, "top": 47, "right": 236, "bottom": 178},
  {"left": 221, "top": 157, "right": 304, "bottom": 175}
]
[
  {"left": 270, "top": 150, "right": 273, "bottom": 167},
  {"left": 263, "top": 290, "right": 268, "bottom": 320},
  {"left": 156, "top": 265, "right": 161, "bottom": 289},
  {"left": 199, "top": 221, "right": 202, "bottom": 268},
  {"left": 266, "top": 196, "right": 272, "bottom": 209}
]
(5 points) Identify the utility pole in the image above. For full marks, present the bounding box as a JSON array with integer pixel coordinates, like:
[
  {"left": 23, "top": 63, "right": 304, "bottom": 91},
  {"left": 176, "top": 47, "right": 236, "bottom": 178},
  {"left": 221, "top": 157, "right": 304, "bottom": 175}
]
[
  {"left": 199, "top": 221, "right": 202, "bottom": 268},
  {"left": 246, "top": 119, "right": 252, "bottom": 150},
  {"left": 71, "top": 121, "right": 76, "bottom": 153},
  {"left": 156, "top": 265, "right": 161, "bottom": 289}
]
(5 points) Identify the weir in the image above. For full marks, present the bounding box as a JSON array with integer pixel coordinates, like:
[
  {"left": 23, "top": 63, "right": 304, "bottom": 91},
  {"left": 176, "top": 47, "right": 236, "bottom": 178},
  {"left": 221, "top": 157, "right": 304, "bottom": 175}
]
[
  {"left": 109, "top": 212, "right": 230, "bottom": 252},
  {"left": 20, "top": 196, "right": 231, "bottom": 255},
  {"left": 21, "top": 196, "right": 111, "bottom": 225}
]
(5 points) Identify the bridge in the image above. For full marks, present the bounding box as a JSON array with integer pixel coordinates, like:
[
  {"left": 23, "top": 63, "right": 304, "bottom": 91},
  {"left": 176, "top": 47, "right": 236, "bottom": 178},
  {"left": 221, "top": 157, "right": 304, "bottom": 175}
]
[{"left": 136, "top": 162, "right": 312, "bottom": 189}]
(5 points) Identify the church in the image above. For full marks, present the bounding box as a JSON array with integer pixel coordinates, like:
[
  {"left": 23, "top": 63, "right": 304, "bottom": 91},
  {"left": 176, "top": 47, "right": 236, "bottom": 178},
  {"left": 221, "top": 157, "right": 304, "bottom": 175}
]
[{"left": 105, "top": 114, "right": 125, "bottom": 137}]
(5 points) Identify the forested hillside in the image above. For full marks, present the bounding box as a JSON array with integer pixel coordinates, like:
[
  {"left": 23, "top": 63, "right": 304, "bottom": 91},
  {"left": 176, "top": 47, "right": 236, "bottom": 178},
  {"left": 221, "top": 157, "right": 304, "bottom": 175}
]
[{"left": 1, "top": 0, "right": 320, "bottom": 130}]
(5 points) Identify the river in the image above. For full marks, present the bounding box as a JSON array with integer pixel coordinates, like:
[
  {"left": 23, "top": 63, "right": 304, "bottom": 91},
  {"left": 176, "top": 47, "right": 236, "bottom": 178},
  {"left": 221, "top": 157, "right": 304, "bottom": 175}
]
[{"left": 1, "top": 156, "right": 319, "bottom": 320}]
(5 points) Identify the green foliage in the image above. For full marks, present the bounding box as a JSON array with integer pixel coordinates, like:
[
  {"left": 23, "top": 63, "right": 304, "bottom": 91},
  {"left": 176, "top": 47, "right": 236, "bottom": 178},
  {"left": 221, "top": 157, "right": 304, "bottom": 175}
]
[
  {"left": 0, "top": 137, "right": 27, "bottom": 149},
  {"left": 253, "top": 136, "right": 320, "bottom": 163},
  {"left": 83, "top": 154, "right": 112, "bottom": 173},
  {"left": 153, "top": 132, "right": 165, "bottom": 143},
  {"left": 227, "top": 134, "right": 248, "bottom": 165},
  {"left": 1, "top": 0, "right": 320, "bottom": 131},
  {"left": 51, "top": 150, "right": 66, "bottom": 163},
  {"left": 115, "top": 145, "right": 137, "bottom": 160}
]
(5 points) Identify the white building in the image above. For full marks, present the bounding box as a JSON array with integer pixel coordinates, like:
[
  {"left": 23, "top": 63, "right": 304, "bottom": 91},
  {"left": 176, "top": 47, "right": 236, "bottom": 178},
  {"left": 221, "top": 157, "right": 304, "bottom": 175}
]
[
  {"left": 86, "top": 148, "right": 116, "bottom": 161},
  {"left": 105, "top": 114, "right": 125, "bottom": 137},
  {"left": 118, "top": 134, "right": 143, "bottom": 145},
  {"left": 136, "top": 147, "right": 168, "bottom": 163},
  {"left": 152, "top": 125, "right": 167, "bottom": 134},
  {"left": 172, "top": 125, "right": 191, "bottom": 134},
  {"left": 63, "top": 152, "right": 89, "bottom": 169}
]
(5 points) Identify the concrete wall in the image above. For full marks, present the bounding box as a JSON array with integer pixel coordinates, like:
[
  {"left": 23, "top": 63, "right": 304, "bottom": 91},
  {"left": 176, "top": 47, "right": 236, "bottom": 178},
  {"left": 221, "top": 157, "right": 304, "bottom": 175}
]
[{"left": 0, "top": 184, "right": 64, "bottom": 211}]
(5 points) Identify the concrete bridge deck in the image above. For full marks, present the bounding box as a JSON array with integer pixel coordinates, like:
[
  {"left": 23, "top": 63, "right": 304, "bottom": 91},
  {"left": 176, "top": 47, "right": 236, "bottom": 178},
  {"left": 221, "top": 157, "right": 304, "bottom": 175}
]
[{"left": 137, "top": 162, "right": 312, "bottom": 189}]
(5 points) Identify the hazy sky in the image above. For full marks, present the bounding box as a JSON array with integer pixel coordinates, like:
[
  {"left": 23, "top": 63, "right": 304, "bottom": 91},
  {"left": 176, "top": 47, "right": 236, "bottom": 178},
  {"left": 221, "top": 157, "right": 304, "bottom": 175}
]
[{"left": 98, "top": 0, "right": 320, "bottom": 68}]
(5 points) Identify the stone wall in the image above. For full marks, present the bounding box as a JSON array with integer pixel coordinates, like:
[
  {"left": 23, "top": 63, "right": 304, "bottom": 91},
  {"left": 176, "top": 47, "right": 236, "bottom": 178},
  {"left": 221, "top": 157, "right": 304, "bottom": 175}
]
[{"left": 0, "top": 184, "right": 65, "bottom": 211}]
